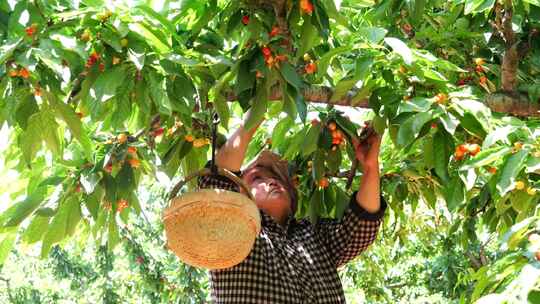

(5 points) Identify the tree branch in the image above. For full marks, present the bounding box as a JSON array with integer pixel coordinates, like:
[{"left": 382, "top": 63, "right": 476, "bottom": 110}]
[
  {"left": 226, "top": 84, "right": 369, "bottom": 108},
  {"left": 387, "top": 282, "right": 408, "bottom": 289},
  {"left": 486, "top": 93, "right": 540, "bottom": 117},
  {"left": 227, "top": 84, "right": 540, "bottom": 117},
  {"left": 465, "top": 252, "right": 483, "bottom": 270},
  {"left": 0, "top": 276, "right": 15, "bottom": 303}
]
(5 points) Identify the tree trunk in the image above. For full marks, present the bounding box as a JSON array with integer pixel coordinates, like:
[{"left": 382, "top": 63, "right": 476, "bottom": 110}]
[
  {"left": 501, "top": 43, "right": 519, "bottom": 93},
  {"left": 500, "top": 1, "right": 519, "bottom": 94}
]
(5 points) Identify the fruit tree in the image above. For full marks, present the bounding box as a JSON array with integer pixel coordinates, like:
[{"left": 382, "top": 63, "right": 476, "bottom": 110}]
[{"left": 1, "top": 0, "right": 540, "bottom": 303}]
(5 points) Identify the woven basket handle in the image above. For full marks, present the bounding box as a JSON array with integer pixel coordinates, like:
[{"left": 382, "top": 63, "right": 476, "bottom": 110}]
[{"left": 168, "top": 168, "right": 254, "bottom": 201}]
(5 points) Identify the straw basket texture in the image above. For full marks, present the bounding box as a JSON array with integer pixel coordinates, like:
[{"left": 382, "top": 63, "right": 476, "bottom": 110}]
[{"left": 163, "top": 168, "right": 261, "bottom": 270}]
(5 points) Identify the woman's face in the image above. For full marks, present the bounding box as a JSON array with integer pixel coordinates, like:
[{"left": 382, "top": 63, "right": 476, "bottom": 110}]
[{"left": 242, "top": 166, "right": 291, "bottom": 222}]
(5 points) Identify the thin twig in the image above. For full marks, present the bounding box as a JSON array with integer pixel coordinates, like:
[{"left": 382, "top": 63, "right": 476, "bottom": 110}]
[{"left": 0, "top": 276, "right": 15, "bottom": 303}]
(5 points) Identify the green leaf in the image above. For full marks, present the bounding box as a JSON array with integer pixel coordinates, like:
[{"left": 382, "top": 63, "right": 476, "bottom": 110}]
[
  {"left": 108, "top": 214, "right": 120, "bottom": 251},
  {"left": 162, "top": 138, "right": 182, "bottom": 165},
  {"left": 529, "top": 290, "right": 540, "bottom": 303},
  {"left": 21, "top": 214, "right": 50, "bottom": 244},
  {"left": 420, "top": 183, "right": 437, "bottom": 209},
  {"left": 460, "top": 146, "right": 512, "bottom": 171},
  {"left": 100, "top": 27, "right": 123, "bottom": 52},
  {"left": 423, "top": 69, "right": 447, "bottom": 82},
  {"left": 0, "top": 38, "right": 22, "bottom": 65},
  {"left": 20, "top": 110, "right": 62, "bottom": 162},
  {"left": 128, "top": 22, "right": 171, "bottom": 53},
  {"left": 501, "top": 217, "right": 537, "bottom": 251},
  {"left": 313, "top": 0, "right": 330, "bottom": 40},
  {"left": 272, "top": 117, "right": 294, "bottom": 148},
  {"left": 46, "top": 92, "right": 93, "bottom": 159},
  {"left": 317, "top": 45, "right": 352, "bottom": 77},
  {"left": 326, "top": 148, "right": 342, "bottom": 174},
  {"left": 135, "top": 4, "right": 176, "bottom": 36},
  {"left": 302, "top": 123, "right": 322, "bottom": 157},
  {"left": 34, "top": 44, "right": 66, "bottom": 80},
  {"left": 357, "top": 27, "right": 387, "bottom": 44},
  {"left": 282, "top": 83, "right": 298, "bottom": 120},
  {"left": 453, "top": 99, "right": 490, "bottom": 137},
  {"left": 397, "top": 97, "right": 432, "bottom": 114},
  {"left": 464, "top": 0, "right": 496, "bottom": 15},
  {"left": 293, "top": 87, "right": 307, "bottom": 123},
  {"left": 280, "top": 62, "right": 303, "bottom": 91},
  {"left": 283, "top": 128, "right": 307, "bottom": 159},
  {"left": 40, "top": 196, "right": 82, "bottom": 258},
  {"left": 80, "top": 170, "right": 100, "bottom": 194},
  {"left": 414, "top": 50, "right": 467, "bottom": 72},
  {"left": 334, "top": 115, "right": 359, "bottom": 140},
  {"left": 244, "top": 81, "right": 268, "bottom": 131},
  {"left": 318, "top": 126, "right": 333, "bottom": 150},
  {"left": 128, "top": 49, "right": 145, "bottom": 70},
  {"left": 525, "top": 0, "right": 540, "bottom": 6},
  {"left": 384, "top": 38, "right": 413, "bottom": 65},
  {"left": 334, "top": 186, "right": 349, "bottom": 219},
  {"left": 433, "top": 130, "right": 452, "bottom": 183},
  {"left": 298, "top": 15, "right": 319, "bottom": 56},
  {"left": 309, "top": 189, "right": 323, "bottom": 224},
  {"left": 312, "top": 149, "right": 326, "bottom": 182},
  {"left": 148, "top": 72, "right": 172, "bottom": 116},
  {"left": 3, "top": 190, "right": 44, "bottom": 227},
  {"left": 526, "top": 155, "right": 540, "bottom": 174},
  {"left": 235, "top": 59, "right": 255, "bottom": 95},
  {"left": 484, "top": 126, "right": 515, "bottom": 148},
  {"left": 497, "top": 149, "right": 529, "bottom": 196},
  {"left": 84, "top": 186, "right": 104, "bottom": 220},
  {"left": 320, "top": 0, "right": 349, "bottom": 27},
  {"left": 511, "top": 190, "right": 534, "bottom": 220},
  {"left": 14, "top": 92, "right": 38, "bottom": 130},
  {"left": 330, "top": 77, "right": 360, "bottom": 103},
  {"left": 411, "top": 0, "right": 426, "bottom": 21},
  {"left": 211, "top": 71, "right": 233, "bottom": 130},
  {"left": 91, "top": 66, "right": 126, "bottom": 103},
  {"left": 444, "top": 176, "right": 465, "bottom": 211},
  {"left": 0, "top": 227, "right": 17, "bottom": 265},
  {"left": 440, "top": 112, "right": 459, "bottom": 135},
  {"left": 355, "top": 58, "right": 374, "bottom": 81},
  {"left": 41, "top": 112, "right": 62, "bottom": 157},
  {"left": 397, "top": 111, "right": 435, "bottom": 147}
]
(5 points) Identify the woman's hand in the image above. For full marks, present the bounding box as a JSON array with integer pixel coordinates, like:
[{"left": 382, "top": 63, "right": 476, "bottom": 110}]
[
  {"left": 351, "top": 125, "right": 382, "bottom": 173},
  {"left": 351, "top": 124, "right": 383, "bottom": 213}
]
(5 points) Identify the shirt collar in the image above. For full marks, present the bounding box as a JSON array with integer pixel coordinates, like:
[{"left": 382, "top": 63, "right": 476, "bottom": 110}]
[{"left": 259, "top": 210, "right": 297, "bottom": 236}]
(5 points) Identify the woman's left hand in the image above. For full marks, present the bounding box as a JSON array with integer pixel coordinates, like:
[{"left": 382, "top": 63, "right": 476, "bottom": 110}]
[{"left": 351, "top": 126, "right": 382, "bottom": 172}]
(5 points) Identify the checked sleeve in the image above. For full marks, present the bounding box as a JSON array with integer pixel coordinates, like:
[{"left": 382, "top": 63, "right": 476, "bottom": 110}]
[
  {"left": 315, "top": 191, "right": 387, "bottom": 268},
  {"left": 197, "top": 161, "right": 241, "bottom": 192}
]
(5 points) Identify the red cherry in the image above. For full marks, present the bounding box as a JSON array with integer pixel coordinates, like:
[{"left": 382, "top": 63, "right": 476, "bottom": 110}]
[{"left": 262, "top": 46, "right": 272, "bottom": 57}]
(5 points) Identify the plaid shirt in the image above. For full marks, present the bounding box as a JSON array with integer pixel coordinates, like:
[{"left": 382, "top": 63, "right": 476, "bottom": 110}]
[{"left": 198, "top": 170, "right": 386, "bottom": 303}]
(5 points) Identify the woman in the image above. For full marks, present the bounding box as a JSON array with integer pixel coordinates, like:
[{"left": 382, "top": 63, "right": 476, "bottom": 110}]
[{"left": 198, "top": 113, "right": 386, "bottom": 303}]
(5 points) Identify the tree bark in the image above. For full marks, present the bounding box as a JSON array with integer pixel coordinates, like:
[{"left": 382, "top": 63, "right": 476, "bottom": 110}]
[
  {"left": 226, "top": 84, "right": 369, "bottom": 108},
  {"left": 465, "top": 252, "right": 483, "bottom": 270},
  {"left": 486, "top": 93, "right": 540, "bottom": 117},
  {"left": 226, "top": 85, "right": 539, "bottom": 117},
  {"left": 500, "top": 1, "right": 519, "bottom": 93}
]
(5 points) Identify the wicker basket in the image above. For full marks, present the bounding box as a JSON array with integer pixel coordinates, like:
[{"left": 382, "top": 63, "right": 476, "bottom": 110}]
[{"left": 163, "top": 168, "right": 261, "bottom": 270}]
